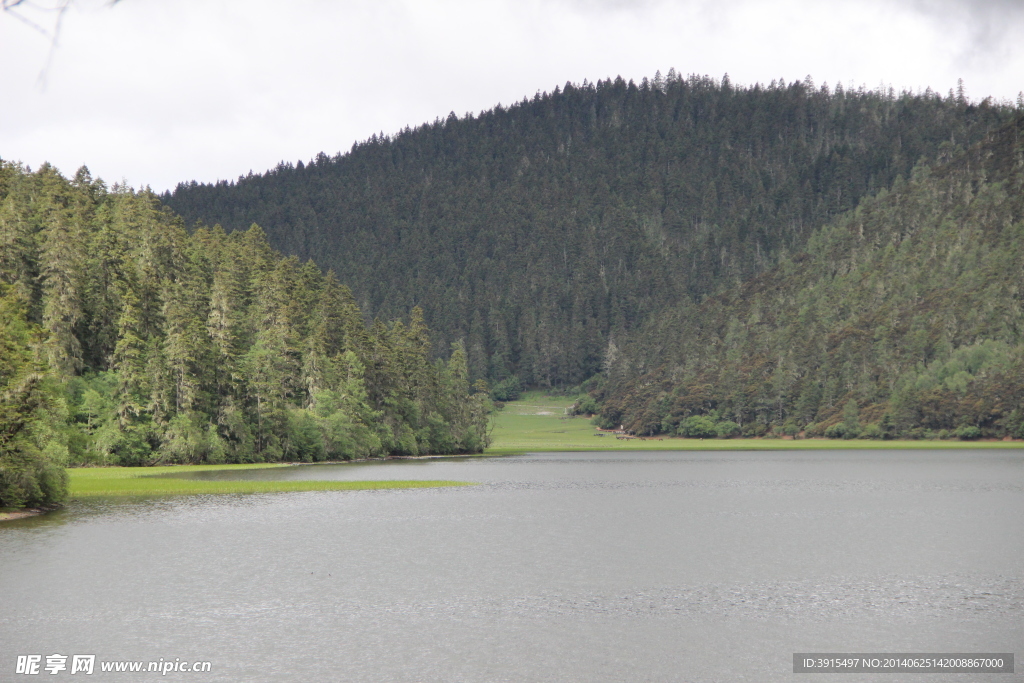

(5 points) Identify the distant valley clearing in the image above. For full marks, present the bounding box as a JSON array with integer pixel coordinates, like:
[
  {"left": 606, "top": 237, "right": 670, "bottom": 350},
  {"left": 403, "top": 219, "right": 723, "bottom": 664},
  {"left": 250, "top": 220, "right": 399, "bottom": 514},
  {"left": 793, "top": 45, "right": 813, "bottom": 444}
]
[{"left": 487, "top": 393, "right": 1024, "bottom": 454}]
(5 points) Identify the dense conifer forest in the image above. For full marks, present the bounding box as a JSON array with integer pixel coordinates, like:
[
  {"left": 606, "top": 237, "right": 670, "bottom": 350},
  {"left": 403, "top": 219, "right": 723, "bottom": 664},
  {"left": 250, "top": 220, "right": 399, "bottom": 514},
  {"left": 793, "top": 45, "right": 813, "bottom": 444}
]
[
  {"left": 0, "top": 163, "right": 489, "bottom": 508},
  {"left": 594, "top": 115, "right": 1024, "bottom": 439},
  {"left": 164, "top": 73, "right": 1017, "bottom": 392}
]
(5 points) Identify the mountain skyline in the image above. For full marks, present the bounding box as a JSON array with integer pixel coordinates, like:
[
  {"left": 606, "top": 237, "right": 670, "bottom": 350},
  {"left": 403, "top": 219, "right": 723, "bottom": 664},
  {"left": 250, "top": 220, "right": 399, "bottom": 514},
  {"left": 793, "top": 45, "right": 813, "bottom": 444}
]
[{"left": 3, "top": 0, "right": 1023, "bottom": 193}]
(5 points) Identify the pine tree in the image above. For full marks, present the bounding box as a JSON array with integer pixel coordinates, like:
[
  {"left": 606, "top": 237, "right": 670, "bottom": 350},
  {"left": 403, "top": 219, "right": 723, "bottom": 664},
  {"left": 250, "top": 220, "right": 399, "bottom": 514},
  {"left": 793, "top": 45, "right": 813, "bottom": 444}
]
[{"left": 36, "top": 165, "right": 87, "bottom": 375}]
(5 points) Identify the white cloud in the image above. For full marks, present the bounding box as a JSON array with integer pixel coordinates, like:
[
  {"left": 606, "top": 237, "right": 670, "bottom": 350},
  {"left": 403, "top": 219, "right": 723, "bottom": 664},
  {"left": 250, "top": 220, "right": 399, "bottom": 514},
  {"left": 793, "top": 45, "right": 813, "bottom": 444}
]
[{"left": 1, "top": 0, "right": 1021, "bottom": 192}]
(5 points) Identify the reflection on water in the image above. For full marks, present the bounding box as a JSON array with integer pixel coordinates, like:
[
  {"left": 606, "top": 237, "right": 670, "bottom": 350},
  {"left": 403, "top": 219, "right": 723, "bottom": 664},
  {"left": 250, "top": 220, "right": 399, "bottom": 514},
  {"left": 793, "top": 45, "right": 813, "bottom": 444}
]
[{"left": 1, "top": 450, "right": 1022, "bottom": 682}]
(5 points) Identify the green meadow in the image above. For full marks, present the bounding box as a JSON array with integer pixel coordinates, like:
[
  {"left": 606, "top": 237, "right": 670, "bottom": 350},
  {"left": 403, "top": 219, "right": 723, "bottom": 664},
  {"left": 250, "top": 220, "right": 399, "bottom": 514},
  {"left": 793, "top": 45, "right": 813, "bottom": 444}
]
[
  {"left": 69, "top": 464, "right": 470, "bottom": 498},
  {"left": 487, "top": 391, "right": 1024, "bottom": 453}
]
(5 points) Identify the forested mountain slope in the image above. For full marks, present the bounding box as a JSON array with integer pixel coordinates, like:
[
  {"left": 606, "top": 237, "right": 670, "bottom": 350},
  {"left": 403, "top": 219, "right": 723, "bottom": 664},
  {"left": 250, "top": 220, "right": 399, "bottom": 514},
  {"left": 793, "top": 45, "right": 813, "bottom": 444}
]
[
  {"left": 0, "top": 163, "right": 488, "bottom": 508},
  {"left": 594, "top": 115, "right": 1024, "bottom": 439},
  {"left": 163, "top": 74, "right": 1016, "bottom": 388}
]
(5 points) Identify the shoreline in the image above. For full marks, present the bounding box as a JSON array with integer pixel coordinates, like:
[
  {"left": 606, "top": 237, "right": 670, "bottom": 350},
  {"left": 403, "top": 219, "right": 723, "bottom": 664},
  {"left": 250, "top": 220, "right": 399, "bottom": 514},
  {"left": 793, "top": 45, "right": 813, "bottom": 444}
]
[
  {"left": 0, "top": 507, "right": 60, "bottom": 522},
  {"left": 61, "top": 437, "right": 1024, "bottom": 474},
  {"left": 8, "top": 442, "right": 1023, "bottom": 513},
  {"left": 485, "top": 438, "right": 1024, "bottom": 455},
  {"left": 65, "top": 451, "right": 498, "bottom": 471},
  {"left": 489, "top": 393, "right": 1024, "bottom": 453}
]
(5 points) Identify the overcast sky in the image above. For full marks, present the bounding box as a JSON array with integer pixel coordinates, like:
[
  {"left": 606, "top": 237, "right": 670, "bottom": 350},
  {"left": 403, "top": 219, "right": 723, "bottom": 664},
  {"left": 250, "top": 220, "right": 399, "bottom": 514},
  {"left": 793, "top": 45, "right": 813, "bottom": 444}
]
[{"left": 2, "top": 0, "right": 1022, "bottom": 193}]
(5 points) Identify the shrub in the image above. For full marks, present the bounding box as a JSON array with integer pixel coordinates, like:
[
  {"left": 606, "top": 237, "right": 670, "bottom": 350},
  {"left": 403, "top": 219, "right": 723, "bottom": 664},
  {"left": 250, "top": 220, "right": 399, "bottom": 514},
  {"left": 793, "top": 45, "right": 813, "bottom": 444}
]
[
  {"left": 284, "top": 409, "right": 327, "bottom": 462},
  {"left": 111, "top": 426, "right": 155, "bottom": 466},
  {"left": 1001, "top": 410, "right": 1024, "bottom": 439},
  {"left": 716, "top": 420, "right": 740, "bottom": 438},
  {"left": 679, "top": 415, "right": 718, "bottom": 438},
  {"left": 490, "top": 376, "right": 523, "bottom": 402},
  {"left": 742, "top": 422, "right": 768, "bottom": 437},
  {"left": 423, "top": 411, "right": 457, "bottom": 455},
  {"left": 955, "top": 425, "right": 982, "bottom": 440},
  {"left": 573, "top": 395, "right": 599, "bottom": 416},
  {"left": 858, "top": 423, "right": 883, "bottom": 439},
  {"left": 823, "top": 423, "right": 846, "bottom": 439},
  {"left": 162, "top": 412, "right": 228, "bottom": 464}
]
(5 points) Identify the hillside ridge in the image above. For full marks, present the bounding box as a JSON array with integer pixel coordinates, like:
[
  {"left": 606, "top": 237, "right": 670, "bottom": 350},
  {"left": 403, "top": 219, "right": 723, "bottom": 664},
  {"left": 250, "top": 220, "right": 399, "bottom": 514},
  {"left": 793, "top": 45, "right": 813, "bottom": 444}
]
[
  {"left": 163, "top": 74, "right": 1018, "bottom": 388},
  {"left": 594, "top": 114, "right": 1024, "bottom": 439}
]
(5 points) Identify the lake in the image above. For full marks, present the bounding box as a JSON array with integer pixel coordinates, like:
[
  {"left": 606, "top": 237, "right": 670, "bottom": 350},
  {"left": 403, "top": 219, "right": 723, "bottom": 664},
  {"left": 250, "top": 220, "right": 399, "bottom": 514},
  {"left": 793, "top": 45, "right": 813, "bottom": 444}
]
[{"left": 2, "top": 450, "right": 1022, "bottom": 682}]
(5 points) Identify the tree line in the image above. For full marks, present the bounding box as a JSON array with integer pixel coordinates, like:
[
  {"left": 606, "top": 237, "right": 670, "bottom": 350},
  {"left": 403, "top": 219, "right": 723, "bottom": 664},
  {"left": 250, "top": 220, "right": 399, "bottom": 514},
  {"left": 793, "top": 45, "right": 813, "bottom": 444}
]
[
  {"left": 0, "top": 162, "right": 489, "bottom": 508},
  {"left": 163, "top": 72, "right": 1018, "bottom": 391}
]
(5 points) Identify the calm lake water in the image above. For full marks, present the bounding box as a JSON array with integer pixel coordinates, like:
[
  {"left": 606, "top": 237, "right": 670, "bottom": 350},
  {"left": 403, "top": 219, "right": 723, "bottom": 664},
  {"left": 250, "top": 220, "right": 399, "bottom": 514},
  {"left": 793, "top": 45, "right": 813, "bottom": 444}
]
[{"left": 2, "top": 450, "right": 1022, "bottom": 682}]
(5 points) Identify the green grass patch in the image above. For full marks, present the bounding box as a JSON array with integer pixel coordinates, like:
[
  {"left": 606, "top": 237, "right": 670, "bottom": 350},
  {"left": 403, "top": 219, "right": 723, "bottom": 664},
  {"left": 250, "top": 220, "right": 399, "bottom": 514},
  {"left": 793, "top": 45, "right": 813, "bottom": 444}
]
[
  {"left": 487, "top": 394, "right": 1024, "bottom": 453},
  {"left": 69, "top": 464, "right": 472, "bottom": 497}
]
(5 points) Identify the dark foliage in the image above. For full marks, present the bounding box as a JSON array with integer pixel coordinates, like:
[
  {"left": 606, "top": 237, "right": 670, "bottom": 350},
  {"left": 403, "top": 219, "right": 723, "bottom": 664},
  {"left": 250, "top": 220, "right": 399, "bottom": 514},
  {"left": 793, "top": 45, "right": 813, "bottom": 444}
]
[
  {"left": 595, "top": 116, "right": 1024, "bottom": 439},
  {"left": 164, "top": 74, "right": 1016, "bottom": 388}
]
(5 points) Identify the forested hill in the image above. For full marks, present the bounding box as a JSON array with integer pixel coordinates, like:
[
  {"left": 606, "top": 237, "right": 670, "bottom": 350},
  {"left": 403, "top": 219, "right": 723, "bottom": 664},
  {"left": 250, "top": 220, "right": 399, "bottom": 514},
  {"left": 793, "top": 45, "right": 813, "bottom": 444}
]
[
  {"left": 0, "top": 163, "right": 489, "bottom": 508},
  {"left": 164, "top": 73, "right": 1016, "bottom": 388},
  {"left": 594, "top": 114, "right": 1024, "bottom": 440}
]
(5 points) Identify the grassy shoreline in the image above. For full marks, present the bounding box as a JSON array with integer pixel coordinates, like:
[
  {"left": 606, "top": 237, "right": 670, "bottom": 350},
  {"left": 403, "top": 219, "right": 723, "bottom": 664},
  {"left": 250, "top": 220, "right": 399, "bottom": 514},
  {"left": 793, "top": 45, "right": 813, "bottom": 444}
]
[
  {"left": 52, "top": 392, "right": 1023, "bottom": 502},
  {"left": 68, "top": 464, "right": 471, "bottom": 498},
  {"left": 487, "top": 392, "right": 1024, "bottom": 454},
  {"left": 485, "top": 437, "right": 1024, "bottom": 454}
]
